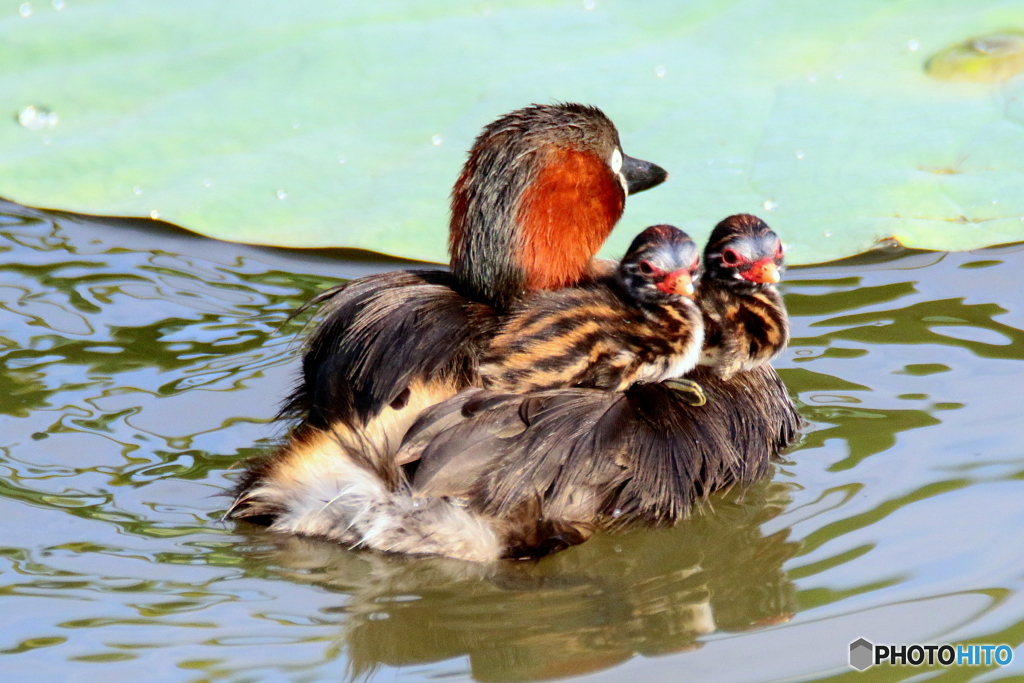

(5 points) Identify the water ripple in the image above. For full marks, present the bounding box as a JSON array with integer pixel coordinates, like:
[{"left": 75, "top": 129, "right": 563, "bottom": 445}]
[{"left": 1, "top": 200, "right": 1024, "bottom": 682}]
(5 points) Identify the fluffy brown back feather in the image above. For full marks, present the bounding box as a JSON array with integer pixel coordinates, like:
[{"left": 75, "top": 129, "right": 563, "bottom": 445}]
[
  {"left": 279, "top": 270, "right": 498, "bottom": 434},
  {"left": 402, "top": 366, "right": 801, "bottom": 530}
]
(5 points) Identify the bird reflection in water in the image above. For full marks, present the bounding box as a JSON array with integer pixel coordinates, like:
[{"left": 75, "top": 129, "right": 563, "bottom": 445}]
[{"left": 234, "top": 479, "right": 800, "bottom": 682}]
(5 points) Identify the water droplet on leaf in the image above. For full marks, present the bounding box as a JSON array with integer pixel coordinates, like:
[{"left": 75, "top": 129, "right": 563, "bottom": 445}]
[
  {"left": 19, "top": 3, "right": 32, "bottom": 17},
  {"left": 18, "top": 105, "right": 58, "bottom": 130},
  {"left": 583, "top": 0, "right": 596, "bottom": 9},
  {"left": 150, "top": 210, "right": 160, "bottom": 220},
  {"left": 764, "top": 200, "right": 778, "bottom": 211},
  {"left": 908, "top": 39, "right": 920, "bottom": 51},
  {"left": 276, "top": 190, "right": 288, "bottom": 200},
  {"left": 795, "top": 150, "right": 804, "bottom": 160},
  {"left": 431, "top": 134, "right": 443, "bottom": 146},
  {"left": 655, "top": 65, "right": 666, "bottom": 78}
]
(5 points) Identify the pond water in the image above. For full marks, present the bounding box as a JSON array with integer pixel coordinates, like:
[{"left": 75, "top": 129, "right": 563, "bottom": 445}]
[{"left": 1, "top": 198, "right": 1023, "bottom": 683}]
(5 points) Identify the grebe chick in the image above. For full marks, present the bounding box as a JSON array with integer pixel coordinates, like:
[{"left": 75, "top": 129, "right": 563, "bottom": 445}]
[
  {"left": 697, "top": 213, "right": 788, "bottom": 380},
  {"left": 479, "top": 224, "right": 703, "bottom": 394}
]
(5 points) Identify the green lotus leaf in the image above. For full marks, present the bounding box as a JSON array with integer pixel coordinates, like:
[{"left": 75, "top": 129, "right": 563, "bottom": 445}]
[{"left": 1, "top": 0, "right": 1023, "bottom": 265}]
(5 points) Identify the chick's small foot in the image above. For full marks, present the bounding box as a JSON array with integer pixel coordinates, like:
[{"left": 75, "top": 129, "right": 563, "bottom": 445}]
[{"left": 662, "top": 377, "right": 707, "bottom": 406}]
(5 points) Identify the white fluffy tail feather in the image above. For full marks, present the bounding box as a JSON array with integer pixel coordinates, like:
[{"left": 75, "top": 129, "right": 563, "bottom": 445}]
[{"left": 239, "top": 430, "right": 502, "bottom": 563}]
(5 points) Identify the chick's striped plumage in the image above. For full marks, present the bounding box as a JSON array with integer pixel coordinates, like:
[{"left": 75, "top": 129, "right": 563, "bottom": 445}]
[
  {"left": 481, "top": 286, "right": 702, "bottom": 392},
  {"left": 479, "top": 224, "right": 704, "bottom": 394},
  {"left": 699, "top": 285, "right": 788, "bottom": 378}
]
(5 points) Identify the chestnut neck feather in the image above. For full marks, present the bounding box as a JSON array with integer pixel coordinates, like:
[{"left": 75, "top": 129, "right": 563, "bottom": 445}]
[
  {"left": 449, "top": 141, "right": 624, "bottom": 312},
  {"left": 516, "top": 148, "right": 624, "bottom": 293}
]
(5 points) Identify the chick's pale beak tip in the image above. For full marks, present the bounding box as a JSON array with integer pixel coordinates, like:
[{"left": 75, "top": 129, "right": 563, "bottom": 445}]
[
  {"left": 656, "top": 270, "right": 694, "bottom": 296},
  {"left": 756, "top": 261, "right": 781, "bottom": 284}
]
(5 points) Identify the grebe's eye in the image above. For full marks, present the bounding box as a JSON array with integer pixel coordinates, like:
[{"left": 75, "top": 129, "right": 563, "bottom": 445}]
[
  {"left": 610, "top": 148, "right": 623, "bottom": 174},
  {"left": 638, "top": 259, "right": 654, "bottom": 275},
  {"left": 774, "top": 242, "right": 784, "bottom": 259},
  {"left": 721, "top": 248, "right": 741, "bottom": 266}
]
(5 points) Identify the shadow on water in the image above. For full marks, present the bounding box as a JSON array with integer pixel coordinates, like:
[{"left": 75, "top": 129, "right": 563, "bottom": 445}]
[
  {"left": 1, "top": 200, "right": 1024, "bottom": 682},
  {"left": 235, "top": 480, "right": 798, "bottom": 682}
]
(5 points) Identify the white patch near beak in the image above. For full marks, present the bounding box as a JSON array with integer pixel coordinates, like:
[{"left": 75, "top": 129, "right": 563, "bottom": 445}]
[
  {"left": 610, "top": 148, "right": 628, "bottom": 194},
  {"left": 610, "top": 148, "right": 623, "bottom": 174}
]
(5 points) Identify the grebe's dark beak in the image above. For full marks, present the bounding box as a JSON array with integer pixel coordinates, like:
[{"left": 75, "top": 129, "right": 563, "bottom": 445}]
[{"left": 622, "top": 155, "right": 669, "bottom": 195}]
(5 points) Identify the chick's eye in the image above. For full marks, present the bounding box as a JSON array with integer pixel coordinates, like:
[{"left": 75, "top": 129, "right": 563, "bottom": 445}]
[
  {"left": 638, "top": 260, "right": 654, "bottom": 275},
  {"left": 721, "top": 249, "right": 741, "bottom": 266},
  {"left": 774, "top": 242, "right": 784, "bottom": 259}
]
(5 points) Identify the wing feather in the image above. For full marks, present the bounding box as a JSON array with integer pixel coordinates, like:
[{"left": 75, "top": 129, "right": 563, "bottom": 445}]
[{"left": 403, "top": 366, "right": 801, "bottom": 530}]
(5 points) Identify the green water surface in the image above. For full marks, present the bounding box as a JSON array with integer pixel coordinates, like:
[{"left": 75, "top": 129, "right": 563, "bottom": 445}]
[{"left": 1, "top": 200, "right": 1023, "bottom": 682}]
